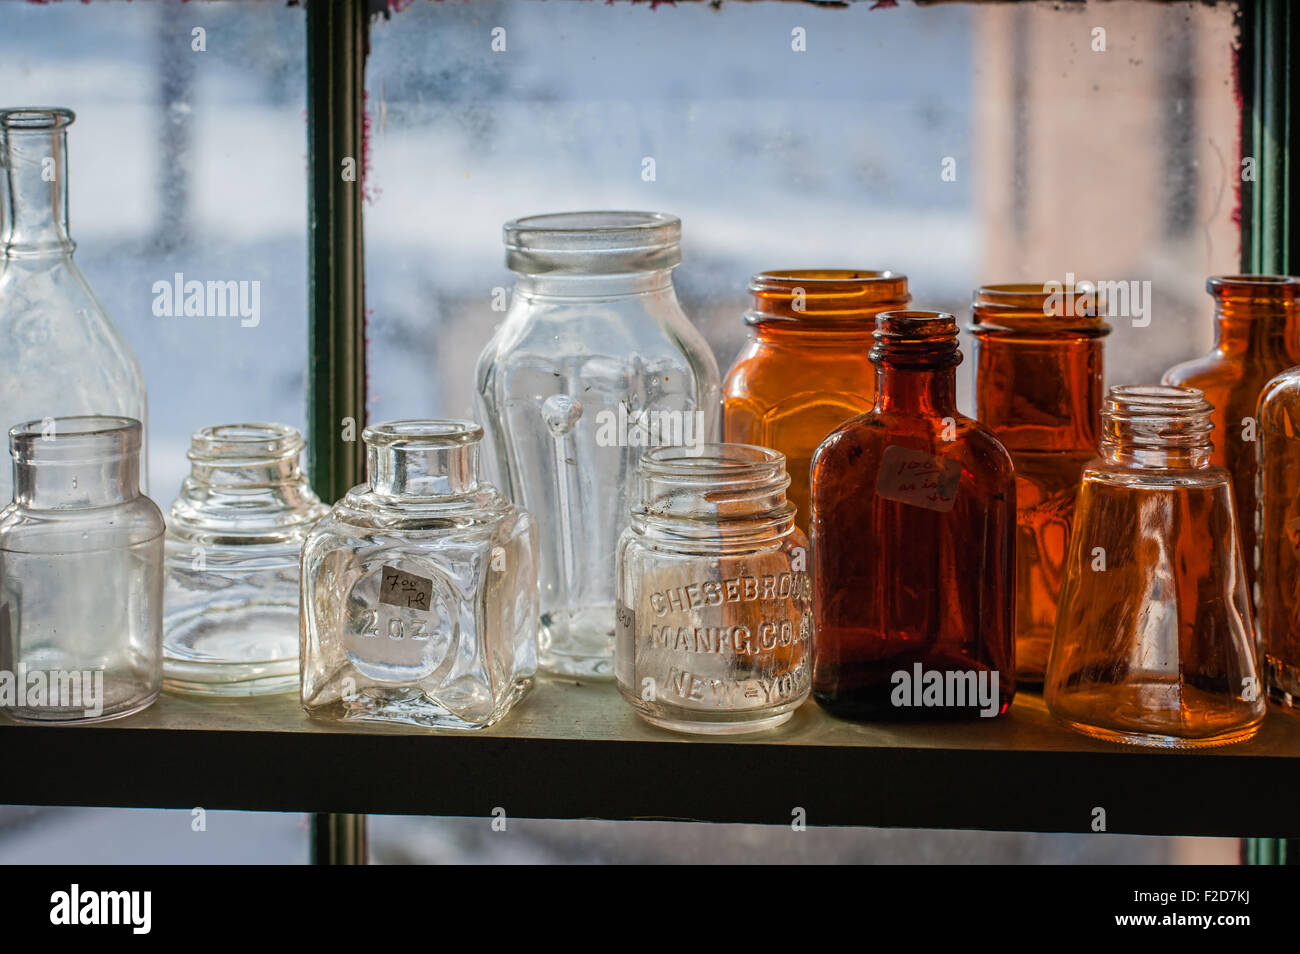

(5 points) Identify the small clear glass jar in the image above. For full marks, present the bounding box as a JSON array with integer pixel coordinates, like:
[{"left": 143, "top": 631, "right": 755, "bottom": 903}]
[
  {"left": 475, "top": 211, "right": 721, "bottom": 679},
  {"left": 301, "top": 420, "right": 538, "bottom": 730},
  {"left": 163, "top": 423, "right": 328, "bottom": 696},
  {"left": 0, "top": 416, "right": 164, "bottom": 723},
  {"left": 615, "top": 443, "right": 812, "bottom": 734}
]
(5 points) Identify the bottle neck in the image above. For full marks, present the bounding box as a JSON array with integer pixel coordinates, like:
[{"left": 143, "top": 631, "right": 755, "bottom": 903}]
[
  {"left": 1212, "top": 304, "right": 1300, "bottom": 359},
  {"left": 510, "top": 268, "right": 674, "bottom": 300},
  {"left": 10, "top": 417, "right": 142, "bottom": 511},
  {"left": 876, "top": 365, "right": 959, "bottom": 416},
  {"left": 366, "top": 425, "right": 482, "bottom": 500},
  {"left": 2, "top": 125, "right": 73, "bottom": 258},
  {"left": 1099, "top": 386, "right": 1214, "bottom": 470}
]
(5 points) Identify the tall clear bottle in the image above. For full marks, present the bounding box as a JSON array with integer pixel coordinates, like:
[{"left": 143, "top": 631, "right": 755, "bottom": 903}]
[
  {"left": 475, "top": 212, "right": 720, "bottom": 678},
  {"left": 0, "top": 108, "right": 147, "bottom": 501},
  {"left": 1045, "top": 386, "right": 1263, "bottom": 747}
]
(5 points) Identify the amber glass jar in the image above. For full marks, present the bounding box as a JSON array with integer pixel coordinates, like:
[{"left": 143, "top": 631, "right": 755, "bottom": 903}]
[
  {"left": 1162, "top": 275, "right": 1300, "bottom": 604},
  {"left": 1256, "top": 361, "right": 1300, "bottom": 706},
  {"left": 723, "top": 270, "right": 910, "bottom": 530},
  {"left": 969, "top": 284, "right": 1109, "bottom": 684},
  {"left": 810, "top": 311, "right": 1016, "bottom": 720}
]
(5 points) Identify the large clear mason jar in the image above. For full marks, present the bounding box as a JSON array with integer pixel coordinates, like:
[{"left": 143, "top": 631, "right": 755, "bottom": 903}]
[
  {"left": 615, "top": 443, "right": 812, "bottom": 734},
  {"left": 0, "top": 108, "right": 148, "bottom": 502},
  {"left": 300, "top": 420, "right": 538, "bottom": 730},
  {"left": 163, "top": 423, "right": 328, "bottom": 696},
  {"left": 0, "top": 416, "right": 164, "bottom": 723},
  {"left": 475, "top": 211, "right": 721, "bottom": 679}
]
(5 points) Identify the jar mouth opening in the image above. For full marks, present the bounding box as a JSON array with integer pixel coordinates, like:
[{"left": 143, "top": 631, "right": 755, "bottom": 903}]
[
  {"left": 640, "top": 443, "right": 785, "bottom": 477},
  {"left": 9, "top": 415, "right": 141, "bottom": 461},
  {"left": 746, "top": 269, "right": 910, "bottom": 324},
  {"left": 363, "top": 419, "right": 483, "bottom": 448},
  {"left": 504, "top": 211, "right": 681, "bottom": 275},
  {"left": 190, "top": 422, "right": 303, "bottom": 459},
  {"left": 971, "top": 282, "right": 1110, "bottom": 332},
  {"left": 0, "top": 107, "right": 74, "bottom": 130},
  {"left": 1103, "top": 385, "right": 1214, "bottom": 421},
  {"left": 1207, "top": 274, "right": 1300, "bottom": 301}
]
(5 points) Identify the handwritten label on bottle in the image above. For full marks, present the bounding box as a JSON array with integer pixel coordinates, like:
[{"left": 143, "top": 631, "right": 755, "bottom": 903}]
[
  {"left": 379, "top": 566, "right": 433, "bottom": 612},
  {"left": 875, "top": 445, "right": 962, "bottom": 513}
]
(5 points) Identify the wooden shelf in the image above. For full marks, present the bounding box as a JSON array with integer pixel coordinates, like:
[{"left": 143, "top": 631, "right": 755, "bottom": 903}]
[{"left": 3, "top": 676, "right": 1299, "bottom": 836}]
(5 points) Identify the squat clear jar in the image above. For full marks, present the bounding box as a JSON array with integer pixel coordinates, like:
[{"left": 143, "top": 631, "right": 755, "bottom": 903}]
[
  {"left": 163, "top": 423, "right": 328, "bottom": 696},
  {"left": 615, "top": 443, "right": 812, "bottom": 734}
]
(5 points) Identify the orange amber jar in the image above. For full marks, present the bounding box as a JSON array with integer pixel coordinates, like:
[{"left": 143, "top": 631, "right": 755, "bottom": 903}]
[
  {"left": 723, "top": 270, "right": 910, "bottom": 530},
  {"left": 1162, "top": 275, "right": 1300, "bottom": 604},
  {"left": 969, "top": 284, "right": 1109, "bottom": 684}
]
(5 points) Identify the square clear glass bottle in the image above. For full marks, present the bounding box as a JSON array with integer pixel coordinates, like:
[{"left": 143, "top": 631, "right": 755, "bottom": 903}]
[{"left": 300, "top": 420, "right": 538, "bottom": 729}]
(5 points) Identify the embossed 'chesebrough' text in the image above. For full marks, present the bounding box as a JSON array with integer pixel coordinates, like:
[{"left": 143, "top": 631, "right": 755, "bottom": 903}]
[{"left": 649, "top": 572, "right": 811, "bottom": 617}]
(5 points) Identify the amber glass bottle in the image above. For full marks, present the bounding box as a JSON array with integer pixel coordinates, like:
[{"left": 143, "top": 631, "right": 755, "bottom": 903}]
[
  {"left": 1256, "top": 361, "right": 1300, "bottom": 706},
  {"left": 1162, "top": 275, "right": 1300, "bottom": 603},
  {"left": 969, "top": 284, "right": 1109, "bottom": 684},
  {"left": 810, "top": 311, "right": 1016, "bottom": 720},
  {"left": 1045, "top": 386, "right": 1263, "bottom": 748},
  {"left": 723, "top": 270, "right": 910, "bottom": 530}
]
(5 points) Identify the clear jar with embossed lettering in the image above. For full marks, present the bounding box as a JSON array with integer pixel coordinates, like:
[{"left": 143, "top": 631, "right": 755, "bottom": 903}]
[
  {"left": 615, "top": 443, "right": 812, "bottom": 734},
  {"left": 300, "top": 421, "right": 538, "bottom": 730}
]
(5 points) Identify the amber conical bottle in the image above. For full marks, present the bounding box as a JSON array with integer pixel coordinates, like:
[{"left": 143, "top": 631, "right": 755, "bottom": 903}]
[
  {"left": 811, "top": 311, "right": 1016, "bottom": 721},
  {"left": 1045, "top": 386, "right": 1264, "bottom": 748},
  {"left": 723, "top": 270, "right": 910, "bottom": 532}
]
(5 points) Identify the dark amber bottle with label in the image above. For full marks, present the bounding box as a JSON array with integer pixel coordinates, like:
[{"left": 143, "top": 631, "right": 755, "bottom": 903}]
[
  {"left": 969, "top": 284, "right": 1109, "bottom": 684},
  {"left": 723, "top": 270, "right": 910, "bottom": 531},
  {"left": 810, "top": 311, "right": 1016, "bottom": 720},
  {"left": 1162, "top": 275, "right": 1300, "bottom": 604}
]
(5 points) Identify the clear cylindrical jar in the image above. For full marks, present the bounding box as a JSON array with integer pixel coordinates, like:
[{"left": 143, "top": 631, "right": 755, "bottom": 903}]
[
  {"left": 723, "top": 270, "right": 910, "bottom": 531},
  {"left": 0, "top": 416, "right": 164, "bottom": 723},
  {"left": 615, "top": 443, "right": 812, "bottom": 734},
  {"left": 163, "top": 423, "right": 328, "bottom": 696},
  {"left": 968, "top": 283, "right": 1110, "bottom": 684},
  {"left": 1045, "top": 386, "right": 1264, "bottom": 748},
  {"left": 475, "top": 211, "right": 721, "bottom": 679}
]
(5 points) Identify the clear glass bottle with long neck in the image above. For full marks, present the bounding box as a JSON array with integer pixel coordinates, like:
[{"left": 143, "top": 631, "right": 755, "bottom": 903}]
[
  {"left": 723, "top": 270, "right": 910, "bottom": 531},
  {"left": 969, "top": 283, "right": 1109, "bottom": 684},
  {"left": 1162, "top": 276, "right": 1300, "bottom": 604},
  {"left": 811, "top": 311, "right": 1016, "bottom": 721},
  {"left": 1045, "top": 386, "right": 1263, "bottom": 748},
  {"left": 475, "top": 212, "right": 720, "bottom": 679},
  {"left": 0, "top": 108, "right": 147, "bottom": 502}
]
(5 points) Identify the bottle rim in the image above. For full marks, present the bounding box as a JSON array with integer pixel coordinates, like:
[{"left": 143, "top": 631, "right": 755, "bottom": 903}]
[
  {"left": 969, "top": 282, "right": 1111, "bottom": 336},
  {"left": 363, "top": 419, "right": 483, "bottom": 449},
  {"left": 1206, "top": 274, "right": 1300, "bottom": 303},
  {"left": 188, "top": 422, "right": 304, "bottom": 462},
  {"left": 504, "top": 211, "right": 681, "bottom": 275},
  {"left": 9, "top": 415, "right": 141, "bottom": 462},
  {"left": 746, "top": 269, "right": 910, "bottom": 325},
  {"left": 639, "top": 442, "right": 786, "bottom": 478},
  {"left": 0, "top": 107, "right": 75, "bottom": 130}
]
